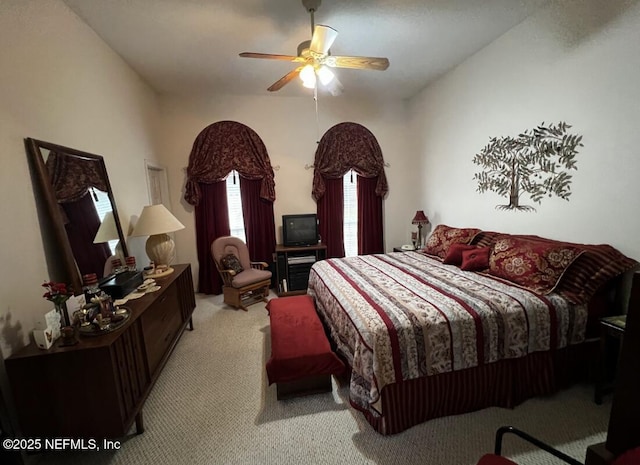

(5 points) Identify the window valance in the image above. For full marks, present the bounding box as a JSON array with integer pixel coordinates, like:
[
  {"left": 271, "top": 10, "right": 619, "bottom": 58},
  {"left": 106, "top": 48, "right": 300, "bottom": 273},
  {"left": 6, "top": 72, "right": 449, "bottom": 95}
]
[
  {"left": 46, "top": 152, "right": 108, "bottom": 203},
  {"left": 184, "top": 121, "right": 275, "bottom": 206},
  {"left": 312, "top": 122, "right": 388, "bottom": 201}
]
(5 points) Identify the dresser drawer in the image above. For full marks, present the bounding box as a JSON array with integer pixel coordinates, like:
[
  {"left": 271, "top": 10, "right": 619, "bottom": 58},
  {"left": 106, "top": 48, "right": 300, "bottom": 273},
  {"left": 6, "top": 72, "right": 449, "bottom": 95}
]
[{"left": 141, "top": 283, "right": 183, "bottom": 375}]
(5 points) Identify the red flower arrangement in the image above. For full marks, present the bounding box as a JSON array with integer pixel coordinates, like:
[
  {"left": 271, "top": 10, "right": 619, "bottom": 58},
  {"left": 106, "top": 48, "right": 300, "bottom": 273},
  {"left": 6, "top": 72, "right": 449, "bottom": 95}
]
[{"left": 42, "top": 281, "right": 73, "bottom": 307}]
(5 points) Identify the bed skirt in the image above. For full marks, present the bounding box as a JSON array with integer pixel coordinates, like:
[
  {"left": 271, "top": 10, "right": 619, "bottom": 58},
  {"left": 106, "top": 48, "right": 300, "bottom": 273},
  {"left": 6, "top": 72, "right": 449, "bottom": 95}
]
[{"left": 352, "top": 341, "right": 594, "bottom": 435}]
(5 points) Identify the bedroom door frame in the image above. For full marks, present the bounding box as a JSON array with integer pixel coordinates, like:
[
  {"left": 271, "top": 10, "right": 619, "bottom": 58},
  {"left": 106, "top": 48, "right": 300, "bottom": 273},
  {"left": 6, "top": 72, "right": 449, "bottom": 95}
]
[{"left": 144, "top": 160, "right": 171, "bottom": 209}]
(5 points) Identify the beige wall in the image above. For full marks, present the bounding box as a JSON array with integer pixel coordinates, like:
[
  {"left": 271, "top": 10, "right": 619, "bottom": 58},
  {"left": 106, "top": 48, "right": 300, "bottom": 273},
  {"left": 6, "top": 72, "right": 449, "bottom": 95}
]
[
  {"left": 6, "top": 0, "right": 636, "bottom": 362},
  {"left": 0, "top": 0, "right": 160, "bottom": 357},
  {"left": 409, "top": 0, "right": 640, "bottom": 260},
  {"left": 156, "top": 94, "right": 418, "bottom": 283}
]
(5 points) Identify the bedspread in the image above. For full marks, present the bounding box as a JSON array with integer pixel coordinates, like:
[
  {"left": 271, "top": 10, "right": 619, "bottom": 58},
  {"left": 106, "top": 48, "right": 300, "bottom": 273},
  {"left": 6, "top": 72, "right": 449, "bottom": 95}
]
[{"left": 307, "top": 251, "right": 587, "bottom": 412}]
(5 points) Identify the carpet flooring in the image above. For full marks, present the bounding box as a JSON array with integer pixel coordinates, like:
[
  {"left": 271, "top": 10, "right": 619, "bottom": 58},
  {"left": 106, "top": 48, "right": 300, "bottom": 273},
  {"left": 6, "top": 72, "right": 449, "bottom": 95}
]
[{"left": 35, "top": 292, "right": 611, "bottom": 465}]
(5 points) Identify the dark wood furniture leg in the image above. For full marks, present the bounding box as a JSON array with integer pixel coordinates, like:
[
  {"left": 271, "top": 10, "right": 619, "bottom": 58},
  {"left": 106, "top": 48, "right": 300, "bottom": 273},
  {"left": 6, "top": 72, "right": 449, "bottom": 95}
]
[
  {"left": 595, "top": 317, "right": 626, "bottom": 405},
  {"left": 135, "top": 411, "right": 144, "bottom": 434},
  {"left": 585, "top": 442, "right": 615, "bottom": 465},
  {"left": 188, "top": 317, "right": 194, "bottom": 331}
]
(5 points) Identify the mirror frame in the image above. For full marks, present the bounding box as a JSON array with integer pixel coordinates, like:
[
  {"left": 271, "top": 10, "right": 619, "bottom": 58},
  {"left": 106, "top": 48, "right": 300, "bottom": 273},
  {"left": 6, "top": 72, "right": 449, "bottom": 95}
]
[{"left": 25, "top": 138, "right": 129, "bottom": 294}]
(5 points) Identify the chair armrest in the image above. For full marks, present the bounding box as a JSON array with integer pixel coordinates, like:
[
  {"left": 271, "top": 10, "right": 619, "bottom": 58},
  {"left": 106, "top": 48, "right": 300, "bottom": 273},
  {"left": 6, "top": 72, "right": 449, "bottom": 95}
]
[
  {"left": 495, "top": 426, "right": 583, "bottom": 465},
  {"left": 250, "top": 262, "right": 269, "bottom": 270},
  {"left": 218, "top": 268, "right": 237, "bottom": 286}
]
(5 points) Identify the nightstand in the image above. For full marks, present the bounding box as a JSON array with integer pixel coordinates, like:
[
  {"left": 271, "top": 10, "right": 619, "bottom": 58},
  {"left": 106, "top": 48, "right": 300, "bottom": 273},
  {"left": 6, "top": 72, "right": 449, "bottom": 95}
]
[
  {"left": 393, "top": 246, "right": 418, "bottom": 252},
  {"left": 594, "top": 314, "right": 626, "bottom": 404}
]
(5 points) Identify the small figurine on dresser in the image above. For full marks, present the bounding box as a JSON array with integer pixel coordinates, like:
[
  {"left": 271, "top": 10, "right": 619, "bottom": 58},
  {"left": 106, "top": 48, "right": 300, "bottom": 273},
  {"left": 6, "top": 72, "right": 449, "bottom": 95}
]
[{"left": 77, "top": 289, "right": 129, "bottom": 335}]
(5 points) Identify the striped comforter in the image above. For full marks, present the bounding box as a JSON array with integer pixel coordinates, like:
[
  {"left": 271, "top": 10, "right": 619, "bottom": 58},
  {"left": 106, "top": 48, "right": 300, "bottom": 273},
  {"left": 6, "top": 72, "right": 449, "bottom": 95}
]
[{"left": 307, "top": 251, "right": 587, "bottom": 413}]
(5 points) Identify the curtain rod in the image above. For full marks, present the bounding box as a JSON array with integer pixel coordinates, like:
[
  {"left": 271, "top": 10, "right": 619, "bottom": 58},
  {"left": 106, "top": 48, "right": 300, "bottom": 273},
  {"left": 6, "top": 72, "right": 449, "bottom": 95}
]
[
  {"left": 304, "top": 162, "right": 390, "bottom": 170},
  {"left": 182, "top": 165, "right": 280, "bottom": 172}
]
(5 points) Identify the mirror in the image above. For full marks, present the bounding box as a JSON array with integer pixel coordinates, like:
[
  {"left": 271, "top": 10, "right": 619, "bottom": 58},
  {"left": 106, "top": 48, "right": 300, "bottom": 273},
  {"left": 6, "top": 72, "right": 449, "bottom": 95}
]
[{"left": 25, "top": 138, "right": 128, "bottom": 294}]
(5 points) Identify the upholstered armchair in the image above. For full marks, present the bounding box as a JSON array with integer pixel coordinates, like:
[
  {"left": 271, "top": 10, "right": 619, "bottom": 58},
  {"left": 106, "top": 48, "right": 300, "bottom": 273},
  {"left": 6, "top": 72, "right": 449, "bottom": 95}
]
[{"left": 211, "top": 236, "right": 272, "bottom": 311}]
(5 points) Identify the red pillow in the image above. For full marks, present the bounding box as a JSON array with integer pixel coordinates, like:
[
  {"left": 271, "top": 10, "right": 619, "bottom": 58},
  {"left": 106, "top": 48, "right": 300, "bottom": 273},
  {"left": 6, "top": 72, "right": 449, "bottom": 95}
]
[
  {"left": 423, "top": 224, "right": 481, "bottom": 259},
  {"left": 613, "top": 448, "right": 640, "bottom": 465},
  {"left": 489, "top": 236, "right": 583, "bottom": 294},
  {"left": 443, "top": 243, "right": 477, "bottom": 265},
  {"left": 460, "top": 247, "right": 491, "bottom": 271}
]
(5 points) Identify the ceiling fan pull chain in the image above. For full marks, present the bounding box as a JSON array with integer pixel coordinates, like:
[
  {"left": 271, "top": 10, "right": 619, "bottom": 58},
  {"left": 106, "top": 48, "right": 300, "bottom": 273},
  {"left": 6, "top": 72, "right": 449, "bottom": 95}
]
[{"left": 314, "top": 84, "right": 320, "bottom": 144}]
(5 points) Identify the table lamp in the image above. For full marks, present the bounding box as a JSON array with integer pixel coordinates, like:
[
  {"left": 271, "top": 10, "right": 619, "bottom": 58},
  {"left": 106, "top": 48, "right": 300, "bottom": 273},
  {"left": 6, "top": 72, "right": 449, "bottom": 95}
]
[
  {"left": 131, "top": 204, "right": 185, "bottom": 276},
  {"left": 93, "top": 211, "right": 124, "bottom": 261},
  {"left": 411, "top": 210, "right": 430, "bottom": 249}
]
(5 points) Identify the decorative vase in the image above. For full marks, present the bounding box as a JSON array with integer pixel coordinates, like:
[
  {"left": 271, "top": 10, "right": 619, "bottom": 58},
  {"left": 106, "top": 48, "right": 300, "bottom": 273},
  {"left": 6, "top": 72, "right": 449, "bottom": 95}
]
[{"left": 55, "top": 301, "right": 70, "bottom": 327}]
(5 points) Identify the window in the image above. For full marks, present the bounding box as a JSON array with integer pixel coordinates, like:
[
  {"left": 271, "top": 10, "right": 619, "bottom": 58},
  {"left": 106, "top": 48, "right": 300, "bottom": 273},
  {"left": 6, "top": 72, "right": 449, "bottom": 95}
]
[
  {"left": 343, "top": 171, "right": 358, "bottom": 257},
  {"left": 226, "top": 171, "right": 246, "bottom": 243}
]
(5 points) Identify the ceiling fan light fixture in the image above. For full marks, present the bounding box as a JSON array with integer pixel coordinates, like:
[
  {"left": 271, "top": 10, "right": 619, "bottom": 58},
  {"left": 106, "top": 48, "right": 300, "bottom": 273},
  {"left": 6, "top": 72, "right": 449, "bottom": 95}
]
[
  {"left": 300, "top": 64, "right": 317, "bottom": 88},
  {"left": 240, "top": 0, "right": 389, "bottom": 93},
  {"left": 317, "top": 65, "right": 334, "bottom": 85}
]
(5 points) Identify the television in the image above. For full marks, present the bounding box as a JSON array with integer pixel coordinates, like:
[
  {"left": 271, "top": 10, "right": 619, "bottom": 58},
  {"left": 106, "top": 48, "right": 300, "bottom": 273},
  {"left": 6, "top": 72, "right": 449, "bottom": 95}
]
[{"left": 282, "top": 214, "right": 319, "bottom": 247}]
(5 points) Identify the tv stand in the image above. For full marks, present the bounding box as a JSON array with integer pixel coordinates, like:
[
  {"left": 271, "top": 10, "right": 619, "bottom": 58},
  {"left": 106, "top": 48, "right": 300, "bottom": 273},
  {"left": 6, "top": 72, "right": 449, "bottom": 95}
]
[{"left": 274, "top": 244, "right": 327, "bottom": 296}]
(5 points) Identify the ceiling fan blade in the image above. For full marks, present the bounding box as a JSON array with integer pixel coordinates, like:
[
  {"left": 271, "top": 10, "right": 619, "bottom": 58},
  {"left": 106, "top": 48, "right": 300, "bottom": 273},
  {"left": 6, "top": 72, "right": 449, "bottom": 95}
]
[
  {"left": 239, "top": 52, "right": 304, "bottom": 62},
  {"left": 267, "top": 67, "right": 304, "bottom": 92},
  {"left": 327, "top": 55, "right": 390, "bottom": 71},
  {"left": 310, "top": 25, "right": 338, "bottom": 55}
]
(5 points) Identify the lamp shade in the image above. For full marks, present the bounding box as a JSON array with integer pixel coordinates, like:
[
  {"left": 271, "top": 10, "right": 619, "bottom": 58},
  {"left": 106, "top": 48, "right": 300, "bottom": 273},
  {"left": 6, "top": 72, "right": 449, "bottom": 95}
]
[
  {"left": 131, "top": 205, "right": 185, "bottom": 272},
  {"left": 131, "top": 204, "right": 185, "bottom": 237},
  {"left": 412, "top": 210, "right": 429, "bottom": 225},
  {"left": 93, "top": 211, "right": 119, "bottom": 243}
]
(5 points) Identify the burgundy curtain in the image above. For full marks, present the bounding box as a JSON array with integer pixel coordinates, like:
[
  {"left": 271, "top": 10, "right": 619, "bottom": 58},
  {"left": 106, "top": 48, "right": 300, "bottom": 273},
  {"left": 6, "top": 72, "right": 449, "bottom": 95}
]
[
  {"left": 195, "top": 181, "right": 230, "bottom": 294},
  {"left": 185, "top": 121, "right": 276, "bottom": 294},
  {"left": 62, "top": 192, "right": 111, "bottom": 278},
  {"left": 312, "top": 122, "right": 388, "bottom": 202},
  {"left": 240, "top": 177, "right": 276, "bottom": 264},
  {"left": 317, "top": 177, "right": 345, "bottom": 258},
  {"left": 313, "top": 122, "right": 387, "bottom": 256},
  {"left": 184, "top": 121, "right": 275, "bottom": 207},
  {"left": 46, "top": 152, "right": 108, "bottom": 203},
  {"left": 357, "top": 175, "right": 384, "bottom": 255}
]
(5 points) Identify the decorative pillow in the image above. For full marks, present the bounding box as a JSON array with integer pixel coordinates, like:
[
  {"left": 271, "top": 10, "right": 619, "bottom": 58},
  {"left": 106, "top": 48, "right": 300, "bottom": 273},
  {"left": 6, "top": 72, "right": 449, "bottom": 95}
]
[
  {"left": 460, "top": 247, "right": 491, "bottom": 271},
  {"left": 443, "top": 243, "right": 477, "bottom": 265},
  {"left": 220, "top": 253, "right": 244, "bottom": 274},
  {"left": 488, "top": 236, "right": 583, "bottom": 294},
  {"left": 493, "top": 234, "right": 639, "bottom": 304},
  {"left": 423, "top": 225, "right": 481, "bottom": 259},
  {"left": 555, "top": 244, "right": 639, "bottom": 304}
]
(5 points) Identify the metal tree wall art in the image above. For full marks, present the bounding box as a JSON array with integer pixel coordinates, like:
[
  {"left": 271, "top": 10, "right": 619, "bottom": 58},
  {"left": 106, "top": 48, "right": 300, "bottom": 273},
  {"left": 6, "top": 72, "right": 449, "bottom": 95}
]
[{"left": 473, "top": 122, "right": 583, "bottom": 211}]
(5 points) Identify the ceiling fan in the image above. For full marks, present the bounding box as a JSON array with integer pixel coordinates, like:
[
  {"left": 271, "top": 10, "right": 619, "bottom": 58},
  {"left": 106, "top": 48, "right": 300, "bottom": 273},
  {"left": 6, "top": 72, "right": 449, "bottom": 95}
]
[{"left": 239, "top": 0, "right": 390, "bottom": 94}]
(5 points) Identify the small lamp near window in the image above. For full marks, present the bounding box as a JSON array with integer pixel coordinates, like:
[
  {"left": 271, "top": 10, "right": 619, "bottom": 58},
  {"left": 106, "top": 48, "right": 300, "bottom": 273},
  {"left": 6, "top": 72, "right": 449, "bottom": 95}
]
[
  {"left": 131, "top": 205, "right": 185, "bottom": 276},
  {"left": 411, "top": 210, "right": 429, "bottom": 249},
  {"left": 93, "top": 211, "right": 124, "bottom": 261}
]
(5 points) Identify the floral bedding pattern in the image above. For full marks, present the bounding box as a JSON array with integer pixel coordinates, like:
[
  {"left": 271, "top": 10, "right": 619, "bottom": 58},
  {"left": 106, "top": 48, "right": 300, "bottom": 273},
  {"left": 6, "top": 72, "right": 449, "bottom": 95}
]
[
  {"left": 307, "top": 252, "right": 586, "bottom": 413},
  {"left": 488, "top": 236, "right": 583, "bottom": 294}
]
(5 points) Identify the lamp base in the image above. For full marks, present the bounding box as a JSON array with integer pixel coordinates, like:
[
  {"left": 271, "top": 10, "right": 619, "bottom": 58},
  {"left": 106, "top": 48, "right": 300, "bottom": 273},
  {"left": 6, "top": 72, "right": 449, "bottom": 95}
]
[
  {"left": 144, "top": 267, "right": 174, "bottom": 279},
  {"left": 145, "top": 233, "right": 176, "bottom": 269}
]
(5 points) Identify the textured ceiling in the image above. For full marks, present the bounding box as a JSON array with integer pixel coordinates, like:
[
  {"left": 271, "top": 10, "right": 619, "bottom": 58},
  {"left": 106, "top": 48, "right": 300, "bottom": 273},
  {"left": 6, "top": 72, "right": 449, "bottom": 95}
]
[{"left": 62, "top": 0, "right": 550, "bottom": 100}]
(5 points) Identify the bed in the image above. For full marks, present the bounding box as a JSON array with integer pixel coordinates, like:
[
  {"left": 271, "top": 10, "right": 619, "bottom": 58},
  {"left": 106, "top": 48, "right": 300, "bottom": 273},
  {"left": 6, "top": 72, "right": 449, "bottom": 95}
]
[{"left": 307, "top": 226, "right": 638, "bottom": 435}]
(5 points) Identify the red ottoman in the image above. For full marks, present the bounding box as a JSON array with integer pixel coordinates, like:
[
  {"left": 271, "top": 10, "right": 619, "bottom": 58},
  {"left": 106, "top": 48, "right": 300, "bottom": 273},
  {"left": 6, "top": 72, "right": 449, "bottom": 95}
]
[{"left": 266, "top": 295, "right": 345, "bottom": 399}]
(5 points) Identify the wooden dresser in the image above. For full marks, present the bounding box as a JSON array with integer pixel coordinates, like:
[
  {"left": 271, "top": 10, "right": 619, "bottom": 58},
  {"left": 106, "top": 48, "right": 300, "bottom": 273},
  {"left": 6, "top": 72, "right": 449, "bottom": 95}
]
[{"left": 5, "top": 263, "right": 196, "bottom": 439}]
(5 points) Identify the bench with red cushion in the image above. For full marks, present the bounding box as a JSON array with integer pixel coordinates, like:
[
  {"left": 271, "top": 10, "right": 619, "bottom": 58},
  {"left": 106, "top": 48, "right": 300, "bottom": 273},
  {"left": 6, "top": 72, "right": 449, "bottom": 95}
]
[{"left": 266, "top": 295, "right": 345, "bottom": 399}]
